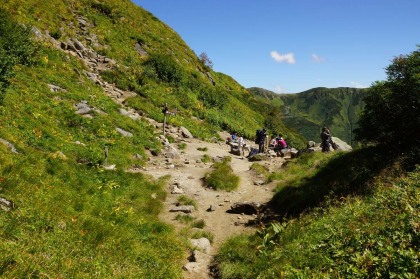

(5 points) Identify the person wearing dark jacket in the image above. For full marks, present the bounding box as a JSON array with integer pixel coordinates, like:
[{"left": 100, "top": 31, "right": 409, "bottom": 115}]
[
  {"left": 321, "top": 127, "right": 332, "bottom": 152},
  {"left": 256, "top": 128, "right": 267, "bottom": 153}
]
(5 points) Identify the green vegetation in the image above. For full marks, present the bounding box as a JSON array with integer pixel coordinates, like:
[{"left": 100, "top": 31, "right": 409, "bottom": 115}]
[
  {"left": 0, "top": 5, "right": 183, "bottom": 277},
  {"left": 249, "top": 163, "right": 270, "bottom": 177},
  {"left": 0, "top": 1, "right": 418, "bottom": 277},
  {"left": 215, "top": 47, "right": 420, "bottom": 278},
  {"left": 176, "top": 195, "right": 197, "bottom": 209},
  {"left": 201, "top": 154, "right": 212, "bottom": 163},
  {"left": 215, "top": 151, "right": 419, "bottom": 278},
  {"left": 204, "top": 157, "right": 240, "bottom": 191},
  {"left": 197, "top": 147, "right": 208, "bottom": 152},
  {"left": 175, "top": 214, "right": 194, "bottom": 224},
  {"left": 177, "top": 142, "right": 187, "bottom": 150},
  {"left": 191, "top": 230, "right": 214, "bottom": 244},
  {"left": 355, "top": 46, "right": 420, "bottom": 151},
  {"left": 0, "top": 8, "right": 36, "bottom": 96},
  {"left": 249, "top": 87, "right": 366, "bottom": 146}
]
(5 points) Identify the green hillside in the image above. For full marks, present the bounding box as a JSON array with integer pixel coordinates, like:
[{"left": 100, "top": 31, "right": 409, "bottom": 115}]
[
  {"left": 1, "top": 0, "right": 418, "bottom": 278},
  {"left": 249, "top": 87, "right": 366, "bottom": 145},
  {"left": 1, "top": 0, "right": 307, "bottom": 143},
  {"left": 0, "top": 0, "right": 306, "bottom": 277}
]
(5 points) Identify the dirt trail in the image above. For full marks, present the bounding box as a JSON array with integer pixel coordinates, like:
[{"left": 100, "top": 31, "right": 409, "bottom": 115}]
[{"left": 141, "top": 132, "right": 286, "bottom": 278}]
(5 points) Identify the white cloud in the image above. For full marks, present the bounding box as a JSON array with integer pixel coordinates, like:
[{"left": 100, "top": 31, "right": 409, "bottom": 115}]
[
  {"left": 311, "top": 54, "right": 325, "bottom": 63},
  {"left": 270, "top": 51, "right": 296, "bottom": 64},
  {"left": 349, "top": 81, "right": 368, "bottom": 88},
  {"left": 274, "top": 85, "right": 287, "bottom": 94}
]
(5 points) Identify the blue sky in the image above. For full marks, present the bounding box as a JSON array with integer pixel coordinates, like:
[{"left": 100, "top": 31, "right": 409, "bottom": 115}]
[{"left": 133, "top": 0, "right": 420, "bottom": 93}]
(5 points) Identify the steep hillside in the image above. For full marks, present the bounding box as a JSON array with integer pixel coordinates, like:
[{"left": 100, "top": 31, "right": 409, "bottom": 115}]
[
  {"left": 249, "top": 87, "right": 366, "bottom": 145},
  {"left": 1, "top": 0, "right": 306, "bottom": 143},
  {"left": 0, "top": 1, "right": 307, "bottom": 277}
]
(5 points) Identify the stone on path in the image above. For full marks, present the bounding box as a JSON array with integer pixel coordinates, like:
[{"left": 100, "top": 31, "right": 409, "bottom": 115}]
[
  {"left": 190, "top": 238, "right": 211, "bottom": 254},
  {"left": 169, "top": 205, "right": 194, "bottom": 213}
]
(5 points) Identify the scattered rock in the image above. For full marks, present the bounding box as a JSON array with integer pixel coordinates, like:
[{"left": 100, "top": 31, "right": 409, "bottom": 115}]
[
  {"left": 180, "top": 126, "right": 193, "bottom": 139},
  {"left": 116, "top": 127, "right": 133, "bottom": 137},
  {"left": 171, "top": 184, "right": 184, "bottom": 194},
  {"left": 0, "top": 138, "right": 18, "bottom": 154},
  {"left": 0, "top": 196, "right": 15, "bottom": 211},
  {"left": 169, "top": 206, "right": 194, "bottom": 213},
  {"left": 47, "top": 84, "right": 67, "bottom": 93},
  {"left": 103, "top": 164, "right": 116, "bottom": 170},
  {"left": 190, "top": 238, "right": 211, "bottom": 254},
  {"left": 74, "top": 101, "right": 92, "bottom": 115},
  {"left": 331, "top": 137, "right": 352, "bottom": 151},
  {"left": 206, "top": 205, "right": 215, "bottom": 212}
]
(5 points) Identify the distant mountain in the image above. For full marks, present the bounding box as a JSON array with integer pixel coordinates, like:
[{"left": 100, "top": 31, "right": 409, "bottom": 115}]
[{"left": 248, "top": 87, "right": 366, "bottom": 145}]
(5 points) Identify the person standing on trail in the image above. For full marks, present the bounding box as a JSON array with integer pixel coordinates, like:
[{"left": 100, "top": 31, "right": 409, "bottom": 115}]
[
  {"left": 256, "top": 128, "right": 267, "bottom": 153},
  {"left": 237, "top": 134, "right": 247, "bottom": 157},
  {"left": 321, "top": 127, "right": 332, "bottom": 152}
]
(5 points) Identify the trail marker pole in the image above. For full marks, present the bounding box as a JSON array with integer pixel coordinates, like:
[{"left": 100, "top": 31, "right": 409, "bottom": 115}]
[{"left": 162, "top": 103, "right": 168, "bottom": 135}]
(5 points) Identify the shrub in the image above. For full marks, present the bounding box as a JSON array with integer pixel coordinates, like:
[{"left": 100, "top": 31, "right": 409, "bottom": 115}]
[
  {"left": 355, "top": 46, "right": 420, "bottom": 151},
  {"left": 0, "top": 8, "right": 36, "bottom": 93},
  {"left": 143, "top": 53, "right": 186, "bottom": 85},
  {"left": 204, "top": 156, "right": 239, "bottom": 191}
]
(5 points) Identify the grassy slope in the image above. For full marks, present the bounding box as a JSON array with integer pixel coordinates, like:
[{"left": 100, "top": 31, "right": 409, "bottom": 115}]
[
  {"left": 0, "top": 36, "right": 186, "bottom": 277},
  {"left": 215, "top": 150, "right": 419, "bottom": 278},
  {"left": 0, "top": 0, "right": 302, "bottom": 276}
]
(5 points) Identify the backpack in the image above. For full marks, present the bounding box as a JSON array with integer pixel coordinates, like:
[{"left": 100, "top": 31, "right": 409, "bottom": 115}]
[{"left": 255, "top": 130, "right": 261, "bottom": 144}]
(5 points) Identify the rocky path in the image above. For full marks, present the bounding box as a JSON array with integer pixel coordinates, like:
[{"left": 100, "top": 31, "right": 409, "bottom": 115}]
[
  {"left": 141, "top": 133, "right": 286, "bottom": 278},
  {"left": 36, "top": 19, "right": 286, "bottom": 278}
]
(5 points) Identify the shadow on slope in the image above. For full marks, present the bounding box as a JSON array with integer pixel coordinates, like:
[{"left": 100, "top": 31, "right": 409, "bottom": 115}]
[{"left": 266, "top": 146, "right": 402, "bottom": 218}]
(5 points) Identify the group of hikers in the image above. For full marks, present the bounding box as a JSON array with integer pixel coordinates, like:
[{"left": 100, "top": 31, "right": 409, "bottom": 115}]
[
  {"left": 255, "top": 128, "right": 289, "bottom": 157},
  {"left": 227, "top": 128, "right": 290, "bottom": 158},
  {"left": 227, "top": 126, "right": 336, "bottom": 157}
]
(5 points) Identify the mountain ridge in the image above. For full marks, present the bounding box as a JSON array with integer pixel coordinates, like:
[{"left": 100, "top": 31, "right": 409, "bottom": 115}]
[{"left": 248, "top": 86, "right": 366, "bottom": 145}]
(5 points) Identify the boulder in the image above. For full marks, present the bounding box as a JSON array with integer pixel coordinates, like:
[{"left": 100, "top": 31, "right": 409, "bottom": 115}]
[
  {"left": 331, "top": 137, "right": 352, "bottom": 151},
  {"left": 180, "top": 126, "right": 193, "bottom": 139},
  {"left": 0, "top": 196, "right": 15, "bottom": 211},
  {"left": 190, "top": 238, "right": 211, "bottom": 254}
]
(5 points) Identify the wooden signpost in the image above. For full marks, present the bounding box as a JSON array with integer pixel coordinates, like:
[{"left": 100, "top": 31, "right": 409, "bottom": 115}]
[{"left": 162, "top": 103, "right": 176, "bottom": 135}]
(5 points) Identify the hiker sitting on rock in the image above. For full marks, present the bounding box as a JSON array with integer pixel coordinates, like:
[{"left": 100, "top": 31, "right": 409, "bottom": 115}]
[
  {"left": 275, "top": 134, "right": 288, "bottom": 157},
  {"left": 269, "top": 136, "right": 277, "bottom": 150}
]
